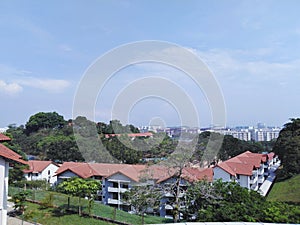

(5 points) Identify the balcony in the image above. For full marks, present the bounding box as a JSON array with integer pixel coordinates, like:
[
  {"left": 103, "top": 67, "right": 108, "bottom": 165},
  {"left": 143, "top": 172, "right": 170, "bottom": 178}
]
[
  {"left": 107, "top": 187, "right": 128, "bottom": 193},
  {"left": 258, "top": 168, "right": 264, "bottom": 175},
  {"left": 250, "top": 176, "right": 258, "bottom": 184},
  {"left": 250, "top": 183, "right": 259, "bottom": 191},
  {"left": 107, "top": 198, "right": 122, "bottom": 205},
  {"left": 252, "top": 170, "right": 258, "bottom": 177},
  {"left": 258, "top": 176, "right": 264, "bottom": 184}
]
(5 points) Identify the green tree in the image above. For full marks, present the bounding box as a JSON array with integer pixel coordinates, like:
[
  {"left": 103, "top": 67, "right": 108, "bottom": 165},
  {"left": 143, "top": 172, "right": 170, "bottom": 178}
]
[
  {"left": 57, "top": 177, "right": 101, "bottom": 215},
  {"left": 25, "top": 112, "right": 66, "bottom": 134},
  {"left": 12, "top": 190, "right": 31, "bottom": 214},
  {"left": 273, "top": 118, "right": 300, "bottom": 179},
  {"left": 37, "top": 135, "right": 84, "bottom": 162},
  {"left": 123, "top": 185, "right": 161, "bottom": 223},
  {"left": 185, "top": 181, "right": 266, "bottom": 222}
]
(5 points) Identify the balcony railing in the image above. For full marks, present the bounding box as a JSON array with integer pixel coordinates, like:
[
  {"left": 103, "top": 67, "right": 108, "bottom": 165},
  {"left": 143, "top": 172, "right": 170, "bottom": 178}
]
[
  {"left": 107, "top": 198, "right": 123, "bottom": 205},
  {"left": 108, "top": 187, "right": 128, "bottom": 193},
  {"left": 250, "top": 176, "right": 258, "bottom": 184},
  {"left": 258, "top": 176, "right": 264, "bottom": 183}
]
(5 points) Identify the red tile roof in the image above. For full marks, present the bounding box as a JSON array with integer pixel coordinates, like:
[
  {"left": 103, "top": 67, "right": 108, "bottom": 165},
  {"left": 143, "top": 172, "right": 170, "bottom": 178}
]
[
  {"left": 0, "top": 143, "right": 26, "bottom": 164},
  {"left": 55, "top": 162, "right": 212, "bottom": 183},
  {"left": 23, "top": 160, "right": 57, "bottom": 173},
  {"left": 215, "top": 151, "right": 268, "bottom": 176},
  {"left": 0, "top": 133, "right": 11, "bottom": 142}
]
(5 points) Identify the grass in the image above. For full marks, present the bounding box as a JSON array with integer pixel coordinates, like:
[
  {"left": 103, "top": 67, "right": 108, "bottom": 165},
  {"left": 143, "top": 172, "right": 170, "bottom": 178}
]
[
  {"left": 267, "top": 174, "right": 300, "bottom": 203},
  {"left": 9, "top": 187, "right": 171, "bottom": 225},
  {"left": 22, "top": 202, "right": 114, "bottom": 225}
]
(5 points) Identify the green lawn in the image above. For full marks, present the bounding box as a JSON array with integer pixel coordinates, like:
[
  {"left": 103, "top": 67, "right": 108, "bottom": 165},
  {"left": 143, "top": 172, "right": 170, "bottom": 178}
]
[
  {"left": 22, "top": 202, "right": 114, "bottom": 225},
  {"left": 267, "top": 174, "right": 300, "bottom": 203},
  {"left": 9, "top": 187, "right": 171, "bottom": 225}
]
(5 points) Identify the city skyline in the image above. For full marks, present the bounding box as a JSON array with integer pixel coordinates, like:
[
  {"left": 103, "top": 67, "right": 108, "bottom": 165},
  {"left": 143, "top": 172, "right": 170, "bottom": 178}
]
[{"left": 1, "top": 1, "right": 300, "bottom": 128}]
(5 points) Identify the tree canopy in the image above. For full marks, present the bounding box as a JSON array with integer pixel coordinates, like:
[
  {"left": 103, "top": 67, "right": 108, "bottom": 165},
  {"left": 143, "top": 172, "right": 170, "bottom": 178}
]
[
  {"left": 273, "top": 118, "right": 300, "bottom": 179},
  {"left": 25, "top": 112, "right": 66, "bottom": 134}
]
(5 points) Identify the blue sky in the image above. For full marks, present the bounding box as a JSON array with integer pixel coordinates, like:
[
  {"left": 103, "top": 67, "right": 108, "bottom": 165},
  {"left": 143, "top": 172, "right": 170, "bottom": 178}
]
[{"left": 1, "top": 0, "right": 300, "bottom": 128}]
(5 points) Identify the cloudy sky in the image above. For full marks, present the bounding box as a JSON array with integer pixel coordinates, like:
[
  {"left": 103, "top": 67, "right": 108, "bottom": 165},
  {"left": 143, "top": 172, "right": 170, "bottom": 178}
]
[{"left": 1, "top": 0, "right": 299, "bottom": 128}]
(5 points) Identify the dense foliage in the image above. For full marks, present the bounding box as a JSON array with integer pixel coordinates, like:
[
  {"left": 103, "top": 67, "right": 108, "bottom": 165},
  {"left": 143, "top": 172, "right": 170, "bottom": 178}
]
[
  {"left": 57, "top": 177, "right": 101, "bottom": 215},
  {"left": 273, "top": 118, "right": 300, "bottom": 179},
  {"left": 183, "top": 180, "right": 300, "bottom": 223},
  {"left": 192, "top": 131, "right": 265, "bottom": 165}
]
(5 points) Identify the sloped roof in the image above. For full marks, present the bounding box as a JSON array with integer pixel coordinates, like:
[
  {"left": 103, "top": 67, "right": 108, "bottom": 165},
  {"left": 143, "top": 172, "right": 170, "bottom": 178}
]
[
  {"left": 215, "top": 151, "right": 271, "bottom": 176},
  {"left": 55, "top": 162, "right": 212, "bottom": 184},
  {"left": 183, "top": 167, "right": 213, "bottom": 182},
  {"left": 55, "top": 162, "right": 98, "bottom": 178},
  {"left": 0, "top": 133, "right": 11, "bottom": 142},
  {"left": 0, "top": 143, "right": 26, "bottom": 164},
  {"left": 23, "top": 160, "right": 58, "bottom": 173}
]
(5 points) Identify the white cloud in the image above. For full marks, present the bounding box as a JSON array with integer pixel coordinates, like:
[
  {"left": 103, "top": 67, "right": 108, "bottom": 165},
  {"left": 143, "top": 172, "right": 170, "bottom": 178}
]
[
  {"left": 17, "top": 77, "right": 70, "bottom": 93},
  {"left": 195, "top": 48, "right": 300, "bottom": 84},
  {"left": 0, "top": 64, "right": 70, "bottom": 93},
  {"left": 0, "top": 80, "right": 23, "bottom": 95}
]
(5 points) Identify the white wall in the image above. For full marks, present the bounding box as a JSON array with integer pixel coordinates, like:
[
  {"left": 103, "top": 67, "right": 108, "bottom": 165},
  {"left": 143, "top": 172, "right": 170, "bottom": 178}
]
[
  {"left": 40, "top": 163, "right": 59, "bottom": 185},
  {"left": 0, "top": 157, "right": 9, "bottom": 225},
  {"left": 213, "top": 167, "right": 231, "bottom": 182},
  {"left": 108, "top": 173, "right": 134, "bottom": 183},
  {"left": 57, "top": 170, "right": 78, "bottom": 184},
  {"left": 238, "top": 175, "right": 250, "bottom": 189}
]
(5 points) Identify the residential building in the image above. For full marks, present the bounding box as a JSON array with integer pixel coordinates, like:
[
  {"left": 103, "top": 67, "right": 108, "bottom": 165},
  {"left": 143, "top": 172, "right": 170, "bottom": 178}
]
[
  {"left": 55, "top": 162, "right": 213, "bottom": 217},
  {"left": 0, "top": 134, "right": 26, "bottom": 225},
  {"left": 213, "top": 151, "right": 279, "bottom": 192},
  {"left": 23, "top": 160, "right": 59, "bottom": 186}
]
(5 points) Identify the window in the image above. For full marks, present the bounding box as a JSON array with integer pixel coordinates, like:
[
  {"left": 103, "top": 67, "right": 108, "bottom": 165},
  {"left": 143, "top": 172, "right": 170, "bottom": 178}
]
[
  {"left": 112, "top": 182, "right": 118, "bottom": 188},
  {"left": 237, "top": 174, "right": 240, "bottom": 179},
  {"left": 112, "top": 193, "right": 118, "bottom": 200},
  {"left": 48, "top": 170, "right": 50, "bottom": 175}
]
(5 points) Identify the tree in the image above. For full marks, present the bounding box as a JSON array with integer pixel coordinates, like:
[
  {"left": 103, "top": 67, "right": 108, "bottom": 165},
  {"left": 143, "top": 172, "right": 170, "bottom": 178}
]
[
  {"left": 273, "top": 118, "right": 300, "bottom": 179},
  {"left": 12, "top": 190, "right": 31, "bottom": 215},
  {"left": 25, "top": 112, "right": 66, "bottom": 134},
  {"left": 185, "top": 180, "right": 266, "bottom": 222},
  {"left": 37, "top": 135, "right": 84, "bottom": 162},
  {"left": 57, "top": 177, "right": 101, "bottom": 215},
  {"left": 160, "top": 142, "right": 196, "bottom": 223},
  {"left": 123, "top": 185, "right": 161, "bottom": 223}
]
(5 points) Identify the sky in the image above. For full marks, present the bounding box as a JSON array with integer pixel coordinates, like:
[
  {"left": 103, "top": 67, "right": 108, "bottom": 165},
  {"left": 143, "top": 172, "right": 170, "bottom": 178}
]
[{"left": 1, "top": 0, "right": 300, "bottom": 128}]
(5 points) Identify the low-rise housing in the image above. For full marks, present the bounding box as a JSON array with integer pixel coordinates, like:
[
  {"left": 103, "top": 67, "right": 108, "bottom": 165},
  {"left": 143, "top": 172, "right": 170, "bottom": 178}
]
[
  {"left": 23, "top": 160, "right": 59, "bottom": 186},
  {"left": 0, "top": 134, "right": 26, "bottom": 225},
  {"left": 213, "top": 151, "right": 280, "bottom": 192},
  {"left": 55, "top": 162, "right": 213, "bottom": 216}
]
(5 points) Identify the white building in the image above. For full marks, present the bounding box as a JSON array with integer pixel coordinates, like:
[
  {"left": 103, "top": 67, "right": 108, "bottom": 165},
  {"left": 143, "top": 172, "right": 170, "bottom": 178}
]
[
  {"left": 213, "top": 151, "right": 278, "bottom": 192},
  {"left": 0, "top": 134, "right": 26, "bottom": 225},
  {"left": 23, "top": 160, "right": 59, "bottom": 186}
]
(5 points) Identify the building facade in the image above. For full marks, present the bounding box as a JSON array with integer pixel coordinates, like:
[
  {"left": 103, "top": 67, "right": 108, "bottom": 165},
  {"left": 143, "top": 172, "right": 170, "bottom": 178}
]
[{"left": 23, "top": 160, "right": 59, "bottom": 186}]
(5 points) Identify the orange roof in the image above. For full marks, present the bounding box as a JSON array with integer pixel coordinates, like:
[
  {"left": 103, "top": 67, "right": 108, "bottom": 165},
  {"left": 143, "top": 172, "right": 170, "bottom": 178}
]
[
  {"left": 55, "top": 162, "right": 211, "bottom": 183},
  {"left": 55, "top": 162, "right": 98, "bottom": 178},
  {"left": 104, "top": 132, "right": 153, "bottom": 138},
  {"left": 0, "top": 143, "right": 26, "bottom": 164},
  {"left": 23, "top": 160, "right": 57, "bottom": 173},
  {"left": 215, "top": 151, "right": 267, "bottom": 176},
  {"left": 0, "top": 133, "right": 11, "bottom": 142},
  {"left": 183, "top": 167, "right": 213, "bottom": 182}
]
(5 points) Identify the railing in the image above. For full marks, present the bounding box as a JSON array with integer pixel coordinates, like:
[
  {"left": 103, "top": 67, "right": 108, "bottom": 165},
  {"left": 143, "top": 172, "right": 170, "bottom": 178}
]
[
  {"left": 108, "top": 187, "right": 128, "bottom": 193},
  {"left": 250, "top": 176, "right": 258, "bottom": 184},
  {"left": 107, "top": 198, "right": 122, "bottom": 205}
]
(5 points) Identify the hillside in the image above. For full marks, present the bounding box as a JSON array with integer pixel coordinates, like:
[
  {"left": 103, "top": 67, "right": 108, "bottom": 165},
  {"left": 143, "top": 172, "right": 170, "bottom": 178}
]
[{"left": 267, "top": 174, "right": 300, "bottom": 203}]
